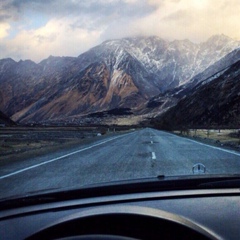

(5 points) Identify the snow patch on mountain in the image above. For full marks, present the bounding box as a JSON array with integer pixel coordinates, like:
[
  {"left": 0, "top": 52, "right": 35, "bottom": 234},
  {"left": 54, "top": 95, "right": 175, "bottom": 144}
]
[{"left": 89, "top": 35, "right": 240, "bottom": 91}]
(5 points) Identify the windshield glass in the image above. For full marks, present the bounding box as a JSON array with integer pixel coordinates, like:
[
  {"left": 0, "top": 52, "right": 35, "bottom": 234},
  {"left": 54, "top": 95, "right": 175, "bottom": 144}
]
[{"left": 0, "top": 0, "right": 240, "bottom": 200}]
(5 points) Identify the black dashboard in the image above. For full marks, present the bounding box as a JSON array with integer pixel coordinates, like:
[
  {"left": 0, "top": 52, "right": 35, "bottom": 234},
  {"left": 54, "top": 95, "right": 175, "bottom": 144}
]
[{"left": 0, "top": 186, "right": 239, "bottom": 240}]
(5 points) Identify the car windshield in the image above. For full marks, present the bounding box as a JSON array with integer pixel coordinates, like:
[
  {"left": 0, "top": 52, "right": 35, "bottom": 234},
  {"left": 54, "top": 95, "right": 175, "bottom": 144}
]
[{"left": 0, "top": 0, "right": 240, "bottom": 200}]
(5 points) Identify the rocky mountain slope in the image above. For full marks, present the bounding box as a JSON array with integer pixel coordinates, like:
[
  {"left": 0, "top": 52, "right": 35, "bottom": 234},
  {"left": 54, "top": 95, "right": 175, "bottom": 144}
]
[
  {"left": 154, "top": 60, "right": 240, "bottom": 129},
  {"left": 145, "top": 46, "right": 240, "bottom": 116},
  {"left": 0, "top": 35, "right": 239, "bottom": 124},
  {"left": 168, "top": 46, "right": 240, "bottom": 98}
]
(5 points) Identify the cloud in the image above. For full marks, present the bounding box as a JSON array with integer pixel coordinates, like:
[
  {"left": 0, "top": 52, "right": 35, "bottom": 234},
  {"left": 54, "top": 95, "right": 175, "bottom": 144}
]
[
  {"left": 0, "top": 17, "right": 103, "bottom": 62},
  {"left": 0, "top": 0, "right": 240, "bottom": 61},
  {"left": 1, "top": 0, "right": 155, "bottom": 23},
  {"left": 124, "top": 0, "right": 240, "bottom": 42},
  {"left": 0, "top": 0, "right": 157, "bottom": 61},
  {"left": 0, "top": 22, "right": 10, "bottom": 38}
]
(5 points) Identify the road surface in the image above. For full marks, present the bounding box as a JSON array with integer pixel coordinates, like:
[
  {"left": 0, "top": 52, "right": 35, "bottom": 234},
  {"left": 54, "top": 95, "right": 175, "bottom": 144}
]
[{"left": 0, "top": 128, "right": 240, "bottom": 199}]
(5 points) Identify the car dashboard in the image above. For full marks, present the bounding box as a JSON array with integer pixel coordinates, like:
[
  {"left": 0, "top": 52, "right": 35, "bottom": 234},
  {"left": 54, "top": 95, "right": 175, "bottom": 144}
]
[{"left": 0, "top": 178, "right": 240, "bottom": 240}]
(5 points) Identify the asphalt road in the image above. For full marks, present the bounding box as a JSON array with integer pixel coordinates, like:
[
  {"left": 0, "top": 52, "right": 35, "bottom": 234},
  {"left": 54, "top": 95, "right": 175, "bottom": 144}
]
[{"left": 1, "top": 128, "right": 240, "bottom": 199}]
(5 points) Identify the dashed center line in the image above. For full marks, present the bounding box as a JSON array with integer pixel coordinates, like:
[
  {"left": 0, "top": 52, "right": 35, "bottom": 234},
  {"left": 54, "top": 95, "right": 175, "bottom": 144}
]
[{"left": 152, "top": 152, "right": 156, "bottom": 159}]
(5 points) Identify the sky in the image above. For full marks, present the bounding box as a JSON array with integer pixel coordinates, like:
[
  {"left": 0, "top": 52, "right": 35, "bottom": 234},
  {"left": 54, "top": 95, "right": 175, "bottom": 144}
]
[{"left": 0, "top": 0, "right": 240, "bottom": 62}]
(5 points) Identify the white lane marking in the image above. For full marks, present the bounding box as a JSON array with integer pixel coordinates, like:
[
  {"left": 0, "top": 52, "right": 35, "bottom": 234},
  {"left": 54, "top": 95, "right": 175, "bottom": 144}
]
[
  {"left": 150, "top": 141, "right": 153, "bottom": 144},
  {"left": 0, "top": 134, "right": 132, "bottom": 180},
  {"left": 157, "top": 130, "right": 240, "bottom": 157},
  {"left": 152, "top": 152, "right": 156, "bottom": 160}
]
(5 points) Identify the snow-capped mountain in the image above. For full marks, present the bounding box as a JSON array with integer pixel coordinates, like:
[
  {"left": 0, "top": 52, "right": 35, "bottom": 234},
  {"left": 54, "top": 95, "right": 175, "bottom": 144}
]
[
  {"left": 91, "top": 34, "right": 239, "bottom": 88},
  {"left": 0, "top": 34, "right": 239, "bottom": 124}
]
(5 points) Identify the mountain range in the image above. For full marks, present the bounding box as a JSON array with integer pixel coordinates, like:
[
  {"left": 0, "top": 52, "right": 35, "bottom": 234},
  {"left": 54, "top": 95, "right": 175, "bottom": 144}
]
[{"left": 0, "top": 34, "right": 239, "bottom": 126}]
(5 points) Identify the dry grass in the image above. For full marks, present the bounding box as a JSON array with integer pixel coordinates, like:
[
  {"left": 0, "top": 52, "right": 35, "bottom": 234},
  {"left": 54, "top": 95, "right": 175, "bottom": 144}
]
[
  {"left": 0, "top": 139, "right": 63, "bottom": 156},
  {"left": 0, "top": 126, "right": 131, "bottom": 161},
  {"left": 174, "top": 129, "right": 240, "bottom": 146},
  {"left": 0, "top": 126, "right": 97, "bottom": 159},
  {"left": 105, "top": 116, "right": 141, "bottom": 125}
]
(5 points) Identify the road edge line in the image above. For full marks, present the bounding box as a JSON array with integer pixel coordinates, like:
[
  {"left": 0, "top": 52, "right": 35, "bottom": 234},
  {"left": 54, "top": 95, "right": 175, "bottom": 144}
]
[{"left": 0, "top": 133, "right": 133, "bottom": 180}]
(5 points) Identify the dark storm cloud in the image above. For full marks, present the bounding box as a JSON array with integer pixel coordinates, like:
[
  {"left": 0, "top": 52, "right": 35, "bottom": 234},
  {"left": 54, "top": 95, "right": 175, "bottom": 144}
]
[
  {"left": 1, "top": 0, "right": 156, "bottom": 23},
  {"left": 0, "top": 1, "right": 14, "bottom": 22}
]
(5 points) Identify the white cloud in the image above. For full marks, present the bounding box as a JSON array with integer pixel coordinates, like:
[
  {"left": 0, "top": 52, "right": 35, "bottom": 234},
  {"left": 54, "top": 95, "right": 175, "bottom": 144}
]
[
  {"left": 1, "top": 18, "right": 103, "bottom": 62},
  {"left": 0, "top": 23, "right": 10, "bottom": 39},
  {"left": 125, "top": 0, "right": 240, "bottom": 42}
]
